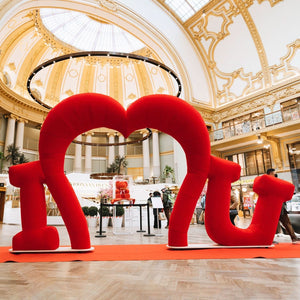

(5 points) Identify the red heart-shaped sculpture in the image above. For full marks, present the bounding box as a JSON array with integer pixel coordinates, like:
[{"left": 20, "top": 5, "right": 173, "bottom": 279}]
[{"left": 11, "top": 93, "right": 211, "bottom": 250}]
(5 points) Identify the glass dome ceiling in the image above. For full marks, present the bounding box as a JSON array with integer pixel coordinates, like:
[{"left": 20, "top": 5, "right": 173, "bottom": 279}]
[{"left": 40, "top": 8, "right": 146, "bottom": 52}]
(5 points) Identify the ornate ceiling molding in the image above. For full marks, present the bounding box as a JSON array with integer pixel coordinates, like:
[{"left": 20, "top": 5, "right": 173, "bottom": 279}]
[
  {"left": 269, "top": 39, "right": 300, "bottom": 84},
  {"left": 0, "top": 79, "right": 47, "bottom": 124},
  {"left": 187, "top": 0, "right": 242, "bottom": 107},
  {"left": 233, "top": 0, "right": 271, "bottom": 87},
  {"left": 98, "top": 0, "right": 118, "bottom": 11},
  {"left": 184, "top": 0, "right": 300, "bottom": 110},
  {"left": 257, "top": 0, "right": 283, "bottom": 7}
]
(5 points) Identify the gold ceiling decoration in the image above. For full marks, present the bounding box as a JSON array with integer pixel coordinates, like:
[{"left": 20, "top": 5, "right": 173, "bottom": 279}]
[{"left": 98, "top": 0, "right": 118, "bottom": 11}]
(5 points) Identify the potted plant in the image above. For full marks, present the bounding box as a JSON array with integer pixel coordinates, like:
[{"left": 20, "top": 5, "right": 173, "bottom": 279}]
[
  {"left": 99, "top": 206, "right": 111, "bottom": 227},
  {"left": 114, "top": 205, "right": 125, "bottom": 227},
  {"left": 87, "top": 206, "right": 98, "bottom": 227},
  {"left": 5, "top": 144, "right": 29, "bottom": 166},
  {"left": 116, "top": 206, "right": 124, "bottom": 217},
  {"left": 82, "top": 206, "right": 89, "bottom": 217},
  {"left": 163, "top": 165, "right": 175, "bottom": 183}
]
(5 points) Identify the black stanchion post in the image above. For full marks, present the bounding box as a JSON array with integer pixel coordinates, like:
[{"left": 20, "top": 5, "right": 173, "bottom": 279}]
[
  {"left": 136, "top": 204, "right": 146, "bottom": 233},
  {"left": 144, "top": 202, "right": 155, "bottom": 237},
  {"left": 95, "top": 202, "right": 106, "bottom": 238}
]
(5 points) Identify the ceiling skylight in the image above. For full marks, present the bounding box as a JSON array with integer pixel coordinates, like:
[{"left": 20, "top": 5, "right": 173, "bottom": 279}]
[
  {"left": 164, "top": 0, "right": 210, "bottom": 22},
  {"left": 40, "top": 8, "right": 145, "bottom": 52}
]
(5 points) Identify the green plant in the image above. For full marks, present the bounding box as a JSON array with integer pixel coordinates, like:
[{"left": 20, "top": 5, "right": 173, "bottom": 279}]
[
  {"left": 82, "top": 206, "right": 89, "bottom": 216},
  {"left": 100, "top": 206, "right": 111, "bottom": 217},
  {"left": 107, "top": 155, "right": 128, "bottom": 174},
  {"left": 18, "top": 153, "right": 29, "bottom": 164},
  {"left": 163, "top": 165, "right": 174, "bottom": 178},
  {"left": 116, "top": 206, "right": 124, "bottom": 217},
  {"left": 88, "top": 206, "right": 98, "bottom": 217},
  {"left": 5, "top": 144, "right": 29, "bottom": 166}
]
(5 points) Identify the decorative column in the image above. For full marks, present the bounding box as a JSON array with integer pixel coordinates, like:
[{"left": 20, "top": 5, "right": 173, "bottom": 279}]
[
  {"left": 73, "top": 135, "right": 82, "bottom": 173},
  {"left": 15, "top": 118, "right": 27, "bottom": 151},
  {"left": 267, "top": 136, "right": 283, "bottom": 171},
  {"left": 141, "top": 130, "right": 150, "bottom": 180},
  {"left": 4, "top": 114, "right": 16, "bottom": 155},
  {"left": 85, "top": 132, "right": 93, "bottom": 174},
  {"left": 152, "top": 130, "right": 160, "bottom": 178},
  {"left": 107, "top": 132, "right": 115, "bottom": 166},
  {"left": 118, "top": 134, "right": 125, "bottom": 157}
]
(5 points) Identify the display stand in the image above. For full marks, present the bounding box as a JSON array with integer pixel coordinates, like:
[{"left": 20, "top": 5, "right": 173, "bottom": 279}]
[
  {"left": 95, "top": 202, "right": 106, "bottom": 237},
  {"left": 96, "top": 203, "right": 150, "bottom": 238},
  {"left": 136, "top": 204, "right": 146, "bottom": 233},
  {"left": 112, "top": 200, "right": 134, "bottom": 235},
  {"left": 143, "top": 202, "right": 155, "bottom": 237},
  {"left": 151, "top": 196, "right": 164, "bottom": 236}
]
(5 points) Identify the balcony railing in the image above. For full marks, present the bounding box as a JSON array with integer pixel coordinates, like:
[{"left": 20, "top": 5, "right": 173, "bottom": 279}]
[{"left": 210, "top": 104, "right": 300, "bottom": 142}]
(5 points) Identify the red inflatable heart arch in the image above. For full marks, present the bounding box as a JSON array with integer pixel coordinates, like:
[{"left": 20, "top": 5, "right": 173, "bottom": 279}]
[{"left": 9, "top": 93, "right": 211, "bottom": 250}]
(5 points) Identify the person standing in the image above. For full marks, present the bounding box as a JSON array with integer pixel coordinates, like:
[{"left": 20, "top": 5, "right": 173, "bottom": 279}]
[
  {"left": 267, "top": 168, "right": 300, "bottom": 244},
  {"left": 161, "top": 188, "right": 173, "bottom": 229},
  {"left": 230, "top": 188, "right": 239, "bottom": 225},
  {"left": 149, "top": 191, "right": 162, "bottom": 229}
]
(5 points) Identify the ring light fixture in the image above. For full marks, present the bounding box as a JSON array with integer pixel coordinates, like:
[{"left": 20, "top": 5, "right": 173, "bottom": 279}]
[
  {"left": 27, "top": 51, "right": 182, "bottom": 109},
  {"left": 72, "top": 128, "right": 152, "bottom": 147}
]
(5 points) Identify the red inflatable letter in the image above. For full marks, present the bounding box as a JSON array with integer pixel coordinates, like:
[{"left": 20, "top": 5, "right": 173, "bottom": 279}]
[{"left": 205, "top": 156, "right": 295, "bottom": 245}]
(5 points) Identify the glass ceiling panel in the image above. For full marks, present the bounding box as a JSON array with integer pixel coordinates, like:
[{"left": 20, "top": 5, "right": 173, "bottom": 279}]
[
  {"left": 164, "top": 0, "right": 210, "bottom": 22},
  {"left": 40, "top": 8, "right": 145, "bottom": 52}
]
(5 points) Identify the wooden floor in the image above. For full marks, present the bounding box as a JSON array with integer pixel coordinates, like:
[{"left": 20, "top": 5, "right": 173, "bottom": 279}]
[{"left": 1, "top": 219, "right": 300, "bottom": 299}]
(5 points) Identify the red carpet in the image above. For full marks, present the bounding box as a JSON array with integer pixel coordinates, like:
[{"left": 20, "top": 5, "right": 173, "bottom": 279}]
[{"left": 1, "top": 243, "right": 300, "bottom": 263}]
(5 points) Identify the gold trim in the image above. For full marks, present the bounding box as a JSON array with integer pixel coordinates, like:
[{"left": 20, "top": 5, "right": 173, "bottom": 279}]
[
  {"left": 257, "top": 0, "right": 283, "bottom": 7},
  {"left": 160, "top": 151, "right": 174, "bottom": 156},
  {"left": 233, "top": 0, "right": 271, "bottom": 87},
  {"left": 0, "top": 79, "right": 47, "bottom": 124},
  {"left": 126, "top": 155, "right": 143, "bottom": 159}
]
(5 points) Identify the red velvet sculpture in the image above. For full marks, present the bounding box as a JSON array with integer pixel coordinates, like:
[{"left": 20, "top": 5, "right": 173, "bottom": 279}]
[
  {"left": 8, "top": 93, "right": 295, "bottom": 251},
  {"left": 9, "top": 93, "right": 210, "bottom": 250},
  {"left": 204, "top": 156, "right": 295, "bottom": 246}
]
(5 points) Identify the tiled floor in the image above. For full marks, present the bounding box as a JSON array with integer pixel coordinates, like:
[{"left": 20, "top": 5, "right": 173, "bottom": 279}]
[{"left": 1, "top": 217, "right": 300, "bottom": 299}]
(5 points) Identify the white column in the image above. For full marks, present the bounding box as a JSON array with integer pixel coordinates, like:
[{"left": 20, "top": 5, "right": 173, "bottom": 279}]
[
  {"left": 107, "top": 133, "right": 115, "bottom": 165},
  {"left": 141, "top": 130, "right": 150, "bottom": 180},
  {"left": 15, "top": 119, "right": 25, "bottom": 151},
  {"left": 73, "top": 135, "right": 82, "bottom": 173},
  {"left": 118, "top": 135, "right": 125, "bottom": 157},
  {"left": 173, "top": 139, "right": 187, "bottom": 185},
  {"left": 85, "top": 133, "right": 92, "bottom": 174},
  {"left": 152, "top": 130, "right": 160, "bottom": 178},
  {"left": 4, "top": 115, "right": 16, "bottom": 155}
]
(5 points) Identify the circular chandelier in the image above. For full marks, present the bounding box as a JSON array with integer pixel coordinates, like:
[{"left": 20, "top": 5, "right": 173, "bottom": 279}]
[
  {"left": 27, "top": 51, "right": 182, "bottom": 109},
  {"left": 73, "top": 128, "right": 152, "bottom": 147}
]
